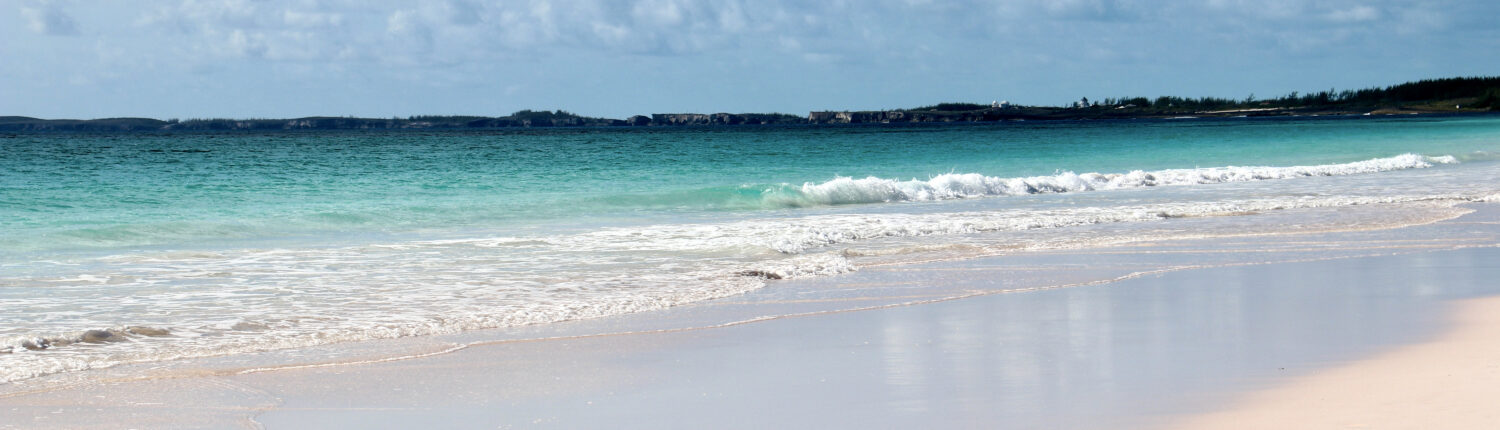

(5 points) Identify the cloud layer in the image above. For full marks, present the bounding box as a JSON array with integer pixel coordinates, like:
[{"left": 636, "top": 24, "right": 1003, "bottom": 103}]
[{"left": 3, "top": 0, "right": 1497, "bottom": 118}]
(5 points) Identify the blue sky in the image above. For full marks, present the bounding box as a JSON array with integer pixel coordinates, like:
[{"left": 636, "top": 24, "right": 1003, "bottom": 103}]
[{"left": 3, "top": 0, "right": 1497, "bottom": 119}]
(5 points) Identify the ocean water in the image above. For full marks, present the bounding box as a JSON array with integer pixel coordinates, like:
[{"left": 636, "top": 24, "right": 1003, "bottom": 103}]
[{"left": 3, "top": 115, "right": 1499, "bottom": 384}]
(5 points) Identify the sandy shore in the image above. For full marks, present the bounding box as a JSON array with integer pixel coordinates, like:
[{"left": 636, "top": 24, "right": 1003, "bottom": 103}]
[
  {"left": 1164, "top": 295, "right": 1500, "bottom": 430},
  {"left": 3, "top": 205, "right": 1500, "bottom": 429}
]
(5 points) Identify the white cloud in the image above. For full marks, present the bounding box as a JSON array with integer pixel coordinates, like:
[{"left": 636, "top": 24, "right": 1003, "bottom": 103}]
[
  {"left": 386, "top": 9, "right": 419, "bottom": 34},
  {"left": 226, "top": 29, "right": 266, "bottom": 58},
  {"left": 632, "top": 0, "right": 685, "bottom": 27},
  {"left": 283, "top": 10, "right": 344, "bottom": 28},
  {"left": 1326, "top": 5, "right": 1380, "bottom": 22}
]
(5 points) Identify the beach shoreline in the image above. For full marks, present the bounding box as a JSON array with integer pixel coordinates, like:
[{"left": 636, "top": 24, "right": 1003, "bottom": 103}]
[{"left": 3, "top": 203, "right": 1497, "bottom": 429}]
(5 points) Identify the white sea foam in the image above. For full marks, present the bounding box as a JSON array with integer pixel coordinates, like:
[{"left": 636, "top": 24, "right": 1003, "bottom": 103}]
[{"left": 767, "top": 153, "right": 1455, "bottom": 207}]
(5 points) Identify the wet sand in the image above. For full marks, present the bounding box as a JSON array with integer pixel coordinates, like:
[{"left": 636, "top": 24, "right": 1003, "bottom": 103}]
[{"left": 3, "top": 205, "right": 1500, "bottom": 429}]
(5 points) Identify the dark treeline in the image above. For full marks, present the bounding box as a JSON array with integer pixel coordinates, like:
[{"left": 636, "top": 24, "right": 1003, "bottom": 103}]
[
  {"left": 1097, "top": 76, "right": 1500, "bottom": 111},
  {"left": 804, "top": 76, "right": 1500, "bottom": 124},
  {"left": 909, "top": 103, "right": 992, "bottom": 111}
]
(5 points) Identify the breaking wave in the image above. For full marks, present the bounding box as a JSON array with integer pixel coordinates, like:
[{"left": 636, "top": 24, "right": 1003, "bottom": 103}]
[{"left": 753, "top": 153, "right": 1456, "bottom": 207}]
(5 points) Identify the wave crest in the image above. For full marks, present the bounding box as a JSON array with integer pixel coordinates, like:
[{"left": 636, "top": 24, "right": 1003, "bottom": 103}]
[{"left": 761, "top": 153, "right": 1455, "bottom": 208}]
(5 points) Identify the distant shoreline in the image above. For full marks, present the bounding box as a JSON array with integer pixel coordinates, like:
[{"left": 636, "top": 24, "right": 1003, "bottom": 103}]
[
  {"left": 1, "top": 109, "right": 1494, "bottom": 133},
  {"left": 4, "top": 76, "right": 1496, "bottom": 132}
]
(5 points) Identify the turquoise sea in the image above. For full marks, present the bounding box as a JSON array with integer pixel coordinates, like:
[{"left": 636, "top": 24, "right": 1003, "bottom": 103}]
[{"left": 3, "top": 115, "right": 1500, "bottom": 383}]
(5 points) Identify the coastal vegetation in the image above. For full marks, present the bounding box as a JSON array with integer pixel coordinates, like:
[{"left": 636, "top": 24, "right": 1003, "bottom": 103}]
[
  {"left": 1100, "top": 76, "right": 1500, "bottom": 112},
  {"left": 3, "top": 76, "right": 1497, "bottom": 132},
  {"left": 809, "top": 76, "right": 1500, "bottom": 124},
  {"left": 910, "top": 103, "right": 992, "bottom": 112}
]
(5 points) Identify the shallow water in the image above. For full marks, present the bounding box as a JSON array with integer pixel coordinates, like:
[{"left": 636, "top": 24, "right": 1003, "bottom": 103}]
[{"left": 3, "top": 115, "right": 1499, "bottom": 384}]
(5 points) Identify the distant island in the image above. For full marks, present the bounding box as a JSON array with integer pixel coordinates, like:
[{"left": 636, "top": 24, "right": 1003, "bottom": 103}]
[{"left": 4, "top": 76, "right": 1497, "bottom": 132}]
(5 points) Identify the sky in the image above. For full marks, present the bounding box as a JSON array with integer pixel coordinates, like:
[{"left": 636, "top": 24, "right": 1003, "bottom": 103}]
[{"left": 3, "top": 0, "right": 1498, "bottom": 120}]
